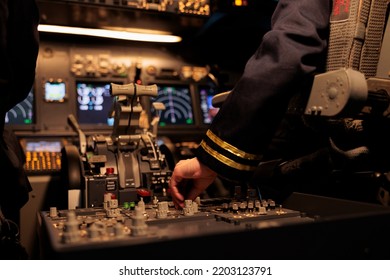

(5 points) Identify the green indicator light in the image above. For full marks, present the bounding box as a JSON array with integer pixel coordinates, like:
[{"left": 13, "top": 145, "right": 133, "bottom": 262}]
[{"left": 129, "top": 201, "right": 136, "bottom": 210}]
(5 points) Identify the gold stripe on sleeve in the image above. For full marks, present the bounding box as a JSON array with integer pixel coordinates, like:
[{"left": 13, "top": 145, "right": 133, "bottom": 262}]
[
  {"left": 200, "top": 140, "right": 257, "bottom": 171},
  {"left": 206, "top": 130, "right": 262, "bottom": 161}
]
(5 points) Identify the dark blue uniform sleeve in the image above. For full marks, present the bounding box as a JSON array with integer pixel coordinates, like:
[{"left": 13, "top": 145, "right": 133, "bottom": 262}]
[{"left": 196, "top": 0, "right": 332, "bottom": 182}]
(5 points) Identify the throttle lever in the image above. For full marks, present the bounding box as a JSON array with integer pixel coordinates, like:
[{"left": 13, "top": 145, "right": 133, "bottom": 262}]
[{"left": 68, "top": 114, "right": 87, "bottom": 155}]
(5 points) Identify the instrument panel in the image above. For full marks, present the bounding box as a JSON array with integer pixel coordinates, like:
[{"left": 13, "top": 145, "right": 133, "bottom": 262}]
[
  {"left": 38, "top": 192, "right": 390, "bottom": 259},
  {"left": 38, "top": 196, "right": 313, "bottom": 259}
]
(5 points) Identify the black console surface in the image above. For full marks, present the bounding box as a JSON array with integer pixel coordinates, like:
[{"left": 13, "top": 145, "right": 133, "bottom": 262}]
[{"left": 37, "top": 192, "right": 390, "bottom": 260}]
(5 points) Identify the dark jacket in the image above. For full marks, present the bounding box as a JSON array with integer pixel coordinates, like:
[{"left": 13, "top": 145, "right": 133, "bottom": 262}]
[
  {"left": 0, "top": 0, "right": 39, "bottom": 221},
  {"left": 196, "top": 0, "right": 332, "bottom": 182}
]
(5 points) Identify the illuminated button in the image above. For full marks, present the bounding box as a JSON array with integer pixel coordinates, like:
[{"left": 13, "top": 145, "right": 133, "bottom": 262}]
[{"left": 106, "top": 167, "right": 115, "bottom": 175}]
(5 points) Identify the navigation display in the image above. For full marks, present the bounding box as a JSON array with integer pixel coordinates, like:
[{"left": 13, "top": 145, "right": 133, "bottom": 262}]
[
  {"left": 5, "top": 88, "right": 35, "bottom": 125},
  {"left": 153, "top": 84, "right": 194, "bottom": 127}
]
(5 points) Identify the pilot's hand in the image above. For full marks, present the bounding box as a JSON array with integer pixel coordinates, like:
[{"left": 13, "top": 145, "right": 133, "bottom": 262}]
[{"left": 169, "top": 157, "right": 217, "bottom": 208}]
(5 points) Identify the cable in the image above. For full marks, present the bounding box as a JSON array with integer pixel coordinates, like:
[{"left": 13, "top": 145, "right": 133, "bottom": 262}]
[
  {"left": 256, "top": 186, "right": 263, "bottom": 201},
  {"left": 0, "top": 206, "right": 20, "bottom": 239},
  {"left": 146, "top": 132, "right": 158, "bottom": 161}
]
